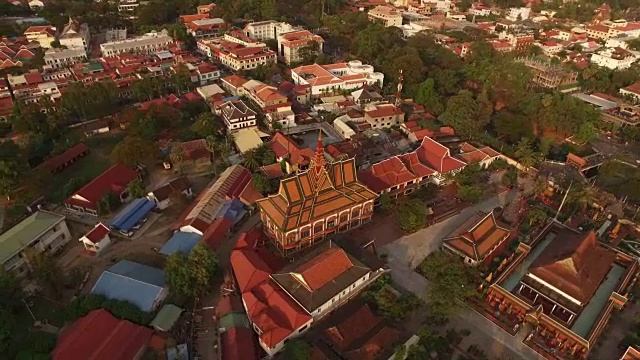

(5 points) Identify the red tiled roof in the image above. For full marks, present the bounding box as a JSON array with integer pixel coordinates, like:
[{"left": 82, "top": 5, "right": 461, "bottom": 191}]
[
  {"left": 358, "top": 156, "right": 417, "bottom": 193},
  {"left": 24, "top": 72, "right": 42, "bottom": 85},
  {"left": 221, "top": 327, "right": 259, "bottom": 360},
  {"left": 415, "top": 137, "right": 466, "bottom": 174},
  {"left": 64, "top": 163, "right": 139, "bottom": 211},
  {"left": 0, "top": 96, "right": 13, "bottom": 115},
  {"left": 324, "top": 304, "right": 381, "bottom": 350},
  {"left": 200, "top": 216, "right": 234, "bottom": 249},
  {"left": 43, "top": 143, "right": 89, "bottom": 173},
  {"left": 231, "top": 249, "right": 272, "bottom": 293},
  {"left": 84, "top": 223, "right": 110, "bottom": 243},
  {"left": 180, "top": 139, "right": 211, "bottom": 161},
  {"left": 180, "top": 14, "right": 209, "bottom": 23},
  {"left": 295, "top": 247, "right": 354, "bottom": 291},
  {"left": 222, "top": 74, "right": 249, "bottom": 89},
  {"left": 622, "top": 81, "right": 640, "bottom": 96},
  {"left": 52, "top": 309, "right": 152, "bottom": 360}
]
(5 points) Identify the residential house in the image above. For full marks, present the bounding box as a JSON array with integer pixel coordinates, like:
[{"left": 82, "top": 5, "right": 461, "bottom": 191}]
[
  {"left": 52, "top": 309, "right": 153, "bottom": 360},
  {"left": 24, "top": 25, "right": 56, "bottom": 48},
  {"left": 442, "top": 210, "right": 510, "bottom": 266},
  {"left": 256, "top": 135, "right": 377, "bottom": 255},
  {"left": 197, "top": 31, "right": 277, "bottom": 71},
  {"left": 178, "top": 139, "right": 212, "bottom": 170},
  {"left": 59, "top": 17, "right": 90, "bottom": 52},
  {"left": 195, "top": 62, "right": 220, "bottom": 85},
  {"left": 400, "top": 119, "right": 455, "bottom": 143},
  {"left": 197, "top": 3, "right": 216, "bottom": 14},
  {"left": 368, "top": 6, "right": 402, "bottom": 27},
  {"left": 267, "top": 132, "right": 315, "bottom": 174},
  {"left": 185, "top": 18, "right": 229, "bottom": 40},
  {"left": 621, "top": 81, "right": 640, "bottom": 102},
  {"left": 220, "top": 99, "right": 257, "bottom": 131},
  {"left": 363, "top": 103, "right": 405, "bottom": 129},
  {"left": 590, "top": 47, "right": 639, "bottom": 70},
  {"left": 586, "top": 24, "right": 612, "bottom": 40},
  {"left": 507, "top": 7, "right": 531, "bottom": 21},
  {"left": 80, "top": 223, "right": 111, "bottom": 254},
  {"left": 41, "top": 143, "right": 89, "bottom": 173},
  {"left": 318, "top": 303, "right": 402, "bottom": 360},
  {"left": 538, "top": 40, "right": 562, "bottom": 56},
  {"left": 148, "top": 176, "right": 192, "bottom": 210},
  {"left": 221, "top": 74, "right": 249, "bottom": 96},
  {"left": 0, "top": 211, "right": 71, "bottom": 277},
  {"left": 100, "top": 31, "right": 173, "bottom": 57},
  {"left": 44, "top": 47, "right": 87, "bottom": 69},
  {"left": 456, "top": 142, "right": 501, "bottom": 168},
  {"left": 290, "top": 61, "right": 384, "bottom": 97},
  {"left": 277, "top": 30, "right": 324, "bottom": 64},
  {"left": 92, "top": 260, "right": 168, "bottom": 312},
  {"left": 247, "top": 83, "right": 288, "bottom": 109},
  {"left": 333, "top": 118, "right": 356, "bottom": 139},
  {"left": 64, "top": 163, "right": 141, "bottom": 215}
]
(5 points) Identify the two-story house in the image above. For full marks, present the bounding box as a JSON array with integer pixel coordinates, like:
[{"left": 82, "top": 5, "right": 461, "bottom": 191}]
[
  {"left": 219, "top": 99, "right": 257, "bottom": 132},
  {"left": 1, "top": 211, "right": 72, "bottom": 276}
]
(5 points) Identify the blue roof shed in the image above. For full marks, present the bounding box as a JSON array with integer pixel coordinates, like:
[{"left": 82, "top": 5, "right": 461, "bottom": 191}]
[
  {"left": 109, "top": 198, "right": 156, "bottom": 231},
  {"left": 91, "top": 260, "right": 166, "bottom": 312},
  {"left": 160, "top": 231, "right": 202, "bottom": 256}
]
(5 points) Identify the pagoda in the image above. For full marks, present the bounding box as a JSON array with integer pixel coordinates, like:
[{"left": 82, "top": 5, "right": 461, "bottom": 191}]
[{"left": 256, "top": 132, "right": 377, "bottom": 254}]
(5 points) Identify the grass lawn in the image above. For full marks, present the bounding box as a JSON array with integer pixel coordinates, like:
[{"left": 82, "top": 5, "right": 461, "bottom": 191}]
[{"left": 47, "top": 133, "right": 123, "bottom": 203}]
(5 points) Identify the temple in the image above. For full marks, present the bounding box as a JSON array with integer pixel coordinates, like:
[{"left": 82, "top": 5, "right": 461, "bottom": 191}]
[
  {"left": 484, "top": 222, "right": 637, "bottom": 359},
  {"left": 255, "top": 132, "right": 377, "bottom": 254},
  {"left": 442, "top": 210, "right": 510, "bottom": 266}
]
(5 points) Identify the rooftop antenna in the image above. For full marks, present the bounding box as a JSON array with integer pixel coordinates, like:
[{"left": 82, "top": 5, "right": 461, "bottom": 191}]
[
  {"left": 555, "top": 181, "right": 572, "bottom": 222},
  {"left": 395, "top": 69, "right": 403, "bottom": 108}
]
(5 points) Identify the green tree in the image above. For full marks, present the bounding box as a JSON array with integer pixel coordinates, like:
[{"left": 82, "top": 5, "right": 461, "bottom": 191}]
[
  {"left": 574, "top": 121, "right": 598, "bottom": 144},
  {"left": 283, "top": 339, "right": 311, "bottom": 360},
  {"left": 127, "top": 180, "right": 146, "bottom": 198},
  {"left": 527, "top": 206, "right": 548, "bottom": 227},
  {"left": 252, "top": 173, "right": 273, "bottom": 194},
  {"left": 567, "top": 185, "right": 598, "bottom": 211},
  {"left": 378, "top": 192, "right": 393, "bottom": 214},
  {"left": 25, "top": 249, "right": 64, "bottom": 298},
  {"left": 418, "top": 251, "right": 478, "bottom": 319},
  {"left": 514, "top": 137, "right": 542, "bottom": 170},
  {"left": 112, "top": 136, "right": 157, "bottom": 166},
  {"left": 539, "top": 136, "right": 554, "bottom": 159},
  {"left": 396, "top": 199, "right": 427, "bottom": 233},
  {"left": 190, "top": 112, "right": 218, "bottom": 138},
  {"left": 170, "top": 144, "right": 185, "bottom": 175},
  {"left": 457, "top": 184, "right": 483, "bottom": 203},
  {"left": 165, "top": 243, "right": 218, "bottom": 298},
  {"left": 439, "top": 90, "right": 479, "bottom": 139},
  {"left": 242, "top": 149, "right": 260, "bottom": 171},
  {"left": 415, "top": 78, "right": 444, "bottom": 116}
]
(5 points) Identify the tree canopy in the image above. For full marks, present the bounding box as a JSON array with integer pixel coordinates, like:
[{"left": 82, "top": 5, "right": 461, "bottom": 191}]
[{"left": 165, "top": 244, "right": 218, "bottom": 298}]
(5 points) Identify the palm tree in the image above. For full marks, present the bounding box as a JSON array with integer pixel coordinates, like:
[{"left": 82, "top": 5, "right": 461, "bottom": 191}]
[
  {"left": 242, "top": 149, "right": 260, "bottom": 171},
  {"left": 170, "top": 144, "right": 185, "bottom": 175},
  {"left": 531, "top": 177, "right": 549, "bottom": 198},
  {"left": 528, "top": 206, "right": 548, "bottom": 227},
  {"left": 515, "top": 137, "right": 542, "bottom": 172},
  {"left": 567, "top": 185, "right": 598, "bottom": 211}
]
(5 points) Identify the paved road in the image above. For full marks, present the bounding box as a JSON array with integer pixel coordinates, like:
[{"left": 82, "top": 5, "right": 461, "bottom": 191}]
[
  {"left": 381, "top": 189, "right": 518, "bottom": 269},
  {"left": 379, "top": 189, "right": 548, "bottom": 360}
]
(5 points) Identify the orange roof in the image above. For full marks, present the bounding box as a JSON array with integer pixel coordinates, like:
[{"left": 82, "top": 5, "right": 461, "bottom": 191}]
[
  {"left": 415, "top": 137, "right": 466, "bottom": 174},
  {"left": 295, "top": 247, "right": 353, "bottom": 291},
  {"left": 528, "top": 229, "right": 616, "bottom": 304},
  {"left": 256, "top": 137, "right": 377, "bottom": 235},
  {"left": 324, "top": 304, "right": 381, "bottom": 351},
  {"left": 358, "top": 156, "right": 417, "bottom": 193},
  {"left": 222, "top": 74, "right": 249, "bottom": 89},
  {"left": 566, "top": 152, "right": 586, "bottom": 169},
  {"left": 180, "top": 14, "right": 209, "bottom": 23},
  {"left": 622, "top": 346, "right": 640, "bottom": 360},
  {"left": 443, "top": 211, "right": 510, "bottom": 262},
  {"left": 457, "top": 142, "right": 501, "bottom": 165},
  {"left": 365, "top": 104, "right": 404, "bottom": 119},
  {"left": 254, "top": 84, "right": 287, "bottom": 103}
]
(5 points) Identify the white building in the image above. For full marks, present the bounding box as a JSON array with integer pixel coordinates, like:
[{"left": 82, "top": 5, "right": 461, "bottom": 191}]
[
  {"left": 219, "top": 99, "right": 257, "bottom": 131},
  {"left": 80, "top": 223, "right": 111, "bottom": 255},
  {"left": 590, "top": 47, "right": 639, "bottom": 70},
  {"left": 59, "top": 17, "right": 90, "bottom": 52},
  {"left": 1, "top": 211, "right": 71, "bottom": 277},
  {"left": 118, "top": 0, "right": 141, "bottom": 12},
  {"left": 507, "top": 7, "right": 531, "bottom": 21},
  {"left": 44, "top": 47, "right": 87, "bottom": 69},
  {"left": 100, "top": 31, "right": 173, "bottom": 57},
  {"left": 290, "top": 61, "right": 384, "bottom": 97},
  {"left": 105, "top": 28, "right": 127, "bottom": 42},
  {"left": 243, "top": 20, "right": 299, "bottom": 41},
  {"left": 538, "top": 40, "right": 563, "bottom": 56},
  {"left": 148, "top": 177, "right": 192, "bottom": 210},
  {"left": 333, "top": 118, "right": 356, "bottom": 139},
  {"left": 277, "top": 30, "right": 324, "bottom": 64},
  {"left": 266, "top": 105, "right": 296, "bottom": 129},
  {"left": 368, "top": 6, "right": 403, "bottom": 27},
  {"left": 197, "top": 32, "right": 277, "bottom": 71}
]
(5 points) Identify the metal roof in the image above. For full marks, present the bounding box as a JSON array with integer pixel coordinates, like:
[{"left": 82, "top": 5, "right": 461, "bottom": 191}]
[
  {"left": 109, "top": 198, "right": 156, "bottom": 231},
  {"left": 159, "top": 231, "right": 202, "bottom": 255},
  {"left": 0, "top": 211, "right": 64, "bottom": 264},
  {"left": 91, "top": 260, "right": 166, "bottom": 312}
]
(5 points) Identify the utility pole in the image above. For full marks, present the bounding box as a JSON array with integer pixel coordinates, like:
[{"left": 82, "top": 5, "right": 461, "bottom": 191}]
[{"left": 22, "top": 298, "right": 37, "bottom": 323}]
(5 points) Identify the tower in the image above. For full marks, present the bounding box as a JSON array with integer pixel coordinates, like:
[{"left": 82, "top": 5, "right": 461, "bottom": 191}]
[{"left": 395, "top": 69, "right": 403, "bottom": 108}]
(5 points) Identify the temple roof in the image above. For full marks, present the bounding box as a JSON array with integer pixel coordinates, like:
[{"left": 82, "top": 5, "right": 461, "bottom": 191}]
[
  {"left": 528, "top": 229, "right": 616, "bottom": 305},
  {"left": 256, "top": 133, "right": 377, "bottom": 232},
  {"left": 443, "top": 211, "right": 509, "bottom": 262}
]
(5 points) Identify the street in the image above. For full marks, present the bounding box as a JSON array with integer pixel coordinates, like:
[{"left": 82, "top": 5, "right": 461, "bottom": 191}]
[{"left": 379, "top": 189, "right": 549, "bottom": 360}]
